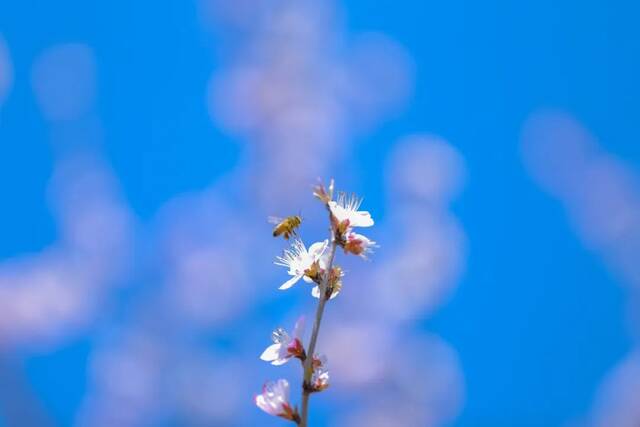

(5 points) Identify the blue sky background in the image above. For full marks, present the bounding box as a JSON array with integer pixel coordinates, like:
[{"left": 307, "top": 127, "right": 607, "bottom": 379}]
[{"left": 1, "top": 1, "right": 639, "bottom": 426}]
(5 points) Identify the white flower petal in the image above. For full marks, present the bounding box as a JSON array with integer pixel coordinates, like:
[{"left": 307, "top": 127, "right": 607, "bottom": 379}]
[
  {"left": 260, "top": 343, "right": 282, "bottom": 362},
  {"left": 351, "top": 211, "right": 374, "bottom": 227},
  {"left": 279, "top": 274, "right": 302, "bottom": 290},
  {"left": 308, "top": 240, "right": 328, "bottom": 259},
  {"left": 293, "top": 317, "right": 305, "bottom": 339},
  {"left": 255, "top": 395, "right": 273, "bottom": 415},
  {"left": 328, "top": 201, "right": 341, "bottom": 215},
  {"left": 311, "top": 285, "right": 321, "bottom": 299},
  {"left": 271, "top": 357, "right": 290, "bottom": 366},
  {"left": 311, "top": 285, "right": 339, "bottom": 300},
  {"left": 318, "top": 252, "right": 330, "bottom": 270},
  {"left": 274, "top": 379, "right": 290, "bottom": 400}
]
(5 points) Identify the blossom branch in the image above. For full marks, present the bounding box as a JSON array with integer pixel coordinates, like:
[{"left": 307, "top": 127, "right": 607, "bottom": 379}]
[{"left": 256, "top": 180, "right": 375, "bottom": 426}]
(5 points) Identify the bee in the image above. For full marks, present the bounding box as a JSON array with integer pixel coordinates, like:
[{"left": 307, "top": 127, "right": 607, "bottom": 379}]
[{"left": 269, "top": 215, "right": 302, "bottom": 240}]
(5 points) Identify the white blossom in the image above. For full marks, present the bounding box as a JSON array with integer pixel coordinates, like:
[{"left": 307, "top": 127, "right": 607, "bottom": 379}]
[
  {"left": 310, "top": 354, "right": 330, "bottom": 391},
  {"left": 275, "top": 239, "right": 328, "bottom": 290},
  {"left": 343, "top": 231, "right": 377, "bottom": 258},
  {"left": 329, "top": 193, "right": 374, "bottom": 228},
  {"left": 255, "top": 379, "right": 298, "bottom": 420},
  {"left": 260, "top": 317, "right": 305, "bottom": 365},
  {"left": 311, "top": 367, "right": 330, "bottom": 391}
]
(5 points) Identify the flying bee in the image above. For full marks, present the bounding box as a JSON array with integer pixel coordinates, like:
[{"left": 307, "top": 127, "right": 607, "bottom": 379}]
[{"left": 269, "top": 215, "right": 302, "bottom": 240}]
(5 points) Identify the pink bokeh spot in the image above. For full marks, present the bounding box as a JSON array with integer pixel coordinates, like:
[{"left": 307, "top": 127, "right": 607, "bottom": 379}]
[
  {"left": 31, "top": 43, "right": 96, "bottom": 122},
  {"left": 0, "top": 35, "right": 13, "bottom": 105}
]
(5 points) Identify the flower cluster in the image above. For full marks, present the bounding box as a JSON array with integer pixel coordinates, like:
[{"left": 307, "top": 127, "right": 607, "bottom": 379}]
[
  {"left": 255, "top": 180, "right": 376, "bottom": 425},
  {"left": 329, "top": 193, "right": 377, "bottom": 258}
]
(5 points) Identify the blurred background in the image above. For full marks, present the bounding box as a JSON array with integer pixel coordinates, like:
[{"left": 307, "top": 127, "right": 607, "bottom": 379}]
[{"left": 1, "top": 0, "right": 639, "bottom": 426}]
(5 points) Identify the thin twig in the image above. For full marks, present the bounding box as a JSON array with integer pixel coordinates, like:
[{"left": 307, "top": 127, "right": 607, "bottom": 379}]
[{"left": 299, "top": 235, "right": 338, "bottom": 427}]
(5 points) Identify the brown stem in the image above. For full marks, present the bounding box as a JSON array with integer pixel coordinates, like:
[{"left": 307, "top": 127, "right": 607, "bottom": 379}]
[{"left": 299, "top": 238, "right": 338, "bottom": 427}]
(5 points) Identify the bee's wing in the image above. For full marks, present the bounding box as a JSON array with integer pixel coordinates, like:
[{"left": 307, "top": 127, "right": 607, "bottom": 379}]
[{"left": 268, "top": 216, "right": 284, "bottom": 225}]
